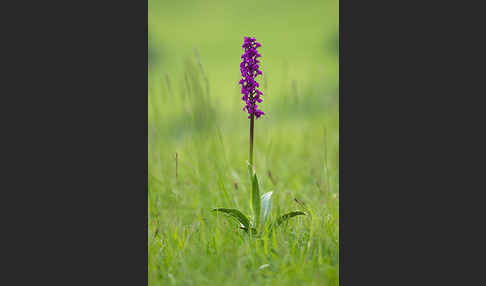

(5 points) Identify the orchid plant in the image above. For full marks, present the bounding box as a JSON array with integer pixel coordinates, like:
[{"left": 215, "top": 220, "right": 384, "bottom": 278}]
[{"left": 212, "top": 36, "right": 306, "bottom": 236}]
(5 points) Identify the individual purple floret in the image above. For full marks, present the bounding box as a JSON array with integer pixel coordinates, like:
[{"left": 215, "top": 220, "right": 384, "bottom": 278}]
[{"left": 239, "top": 36, "right": 264, "bottom": 119}]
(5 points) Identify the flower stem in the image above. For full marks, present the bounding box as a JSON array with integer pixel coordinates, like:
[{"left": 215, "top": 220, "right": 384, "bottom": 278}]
[{"left": 249, "top": 113, "right": 255, "bottom": 173}]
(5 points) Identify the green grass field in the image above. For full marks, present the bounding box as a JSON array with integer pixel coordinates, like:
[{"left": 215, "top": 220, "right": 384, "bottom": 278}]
[{"left": 148, "top": 0, "right": 339, "bottom": 284}]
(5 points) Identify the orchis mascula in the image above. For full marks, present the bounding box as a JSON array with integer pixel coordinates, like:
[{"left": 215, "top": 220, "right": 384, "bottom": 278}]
[
  {"left": 239, "top": 36, "right": 263, "bottom": 173},
  {"left": 212, "top": 36, "right": 305, "bottom": 236},
  {"left": 239, "top": 37, "right": 264, "bottom": 119}
]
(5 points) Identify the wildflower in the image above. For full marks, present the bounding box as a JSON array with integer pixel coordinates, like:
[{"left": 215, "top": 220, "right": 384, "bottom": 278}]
[
  {"left": 211, "top": 38, "right": 306, "bottom": 235},
  {"left": 239, "top": 37, "right": 264, "bottom": 119}
]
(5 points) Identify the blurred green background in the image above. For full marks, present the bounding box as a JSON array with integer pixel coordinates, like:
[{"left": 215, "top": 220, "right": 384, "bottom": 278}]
[
  {"left": 149, "top": 0, "right": 339, "bottom": 285},
  {"left": 149, "top": 0, "right": 338, "bottom": 102}
]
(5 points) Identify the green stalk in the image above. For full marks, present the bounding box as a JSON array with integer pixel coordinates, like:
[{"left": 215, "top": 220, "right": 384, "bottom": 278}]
[{"left": 249, "top": 113, "right": 255, "bottom": 173}]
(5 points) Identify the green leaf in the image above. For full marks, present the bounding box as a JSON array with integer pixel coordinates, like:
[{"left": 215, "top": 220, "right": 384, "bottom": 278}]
[
  {"left": 251, "top": 173, "right": 261, "bottom": 228},
  {"left": 260, "top": 191, "right": 273, "bottom": 228},
  {"left": 212, "top": 208, "right": 250, "bottom": 230},
  {"left": 246, "top": 161, "right": 253, "bottom": 177},
  {"left": 241, "top": 226, "right": 258, "bottom": 235},
  {"left": 270, "top": 211, "right": 306, "bottom": 232}
]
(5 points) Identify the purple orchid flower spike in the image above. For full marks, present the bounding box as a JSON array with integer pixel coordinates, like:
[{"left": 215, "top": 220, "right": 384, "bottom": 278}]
[
  {"left": 238, "top": 36, "right": 264, "bottom": 172},
  {"left": 239, "top": 36, "right": 264, "bottom": 119}
]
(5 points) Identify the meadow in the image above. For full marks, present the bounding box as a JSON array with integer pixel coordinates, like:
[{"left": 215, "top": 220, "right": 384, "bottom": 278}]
[{"left": 148, "top": 0, "right": 339, "bottom": 284}]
